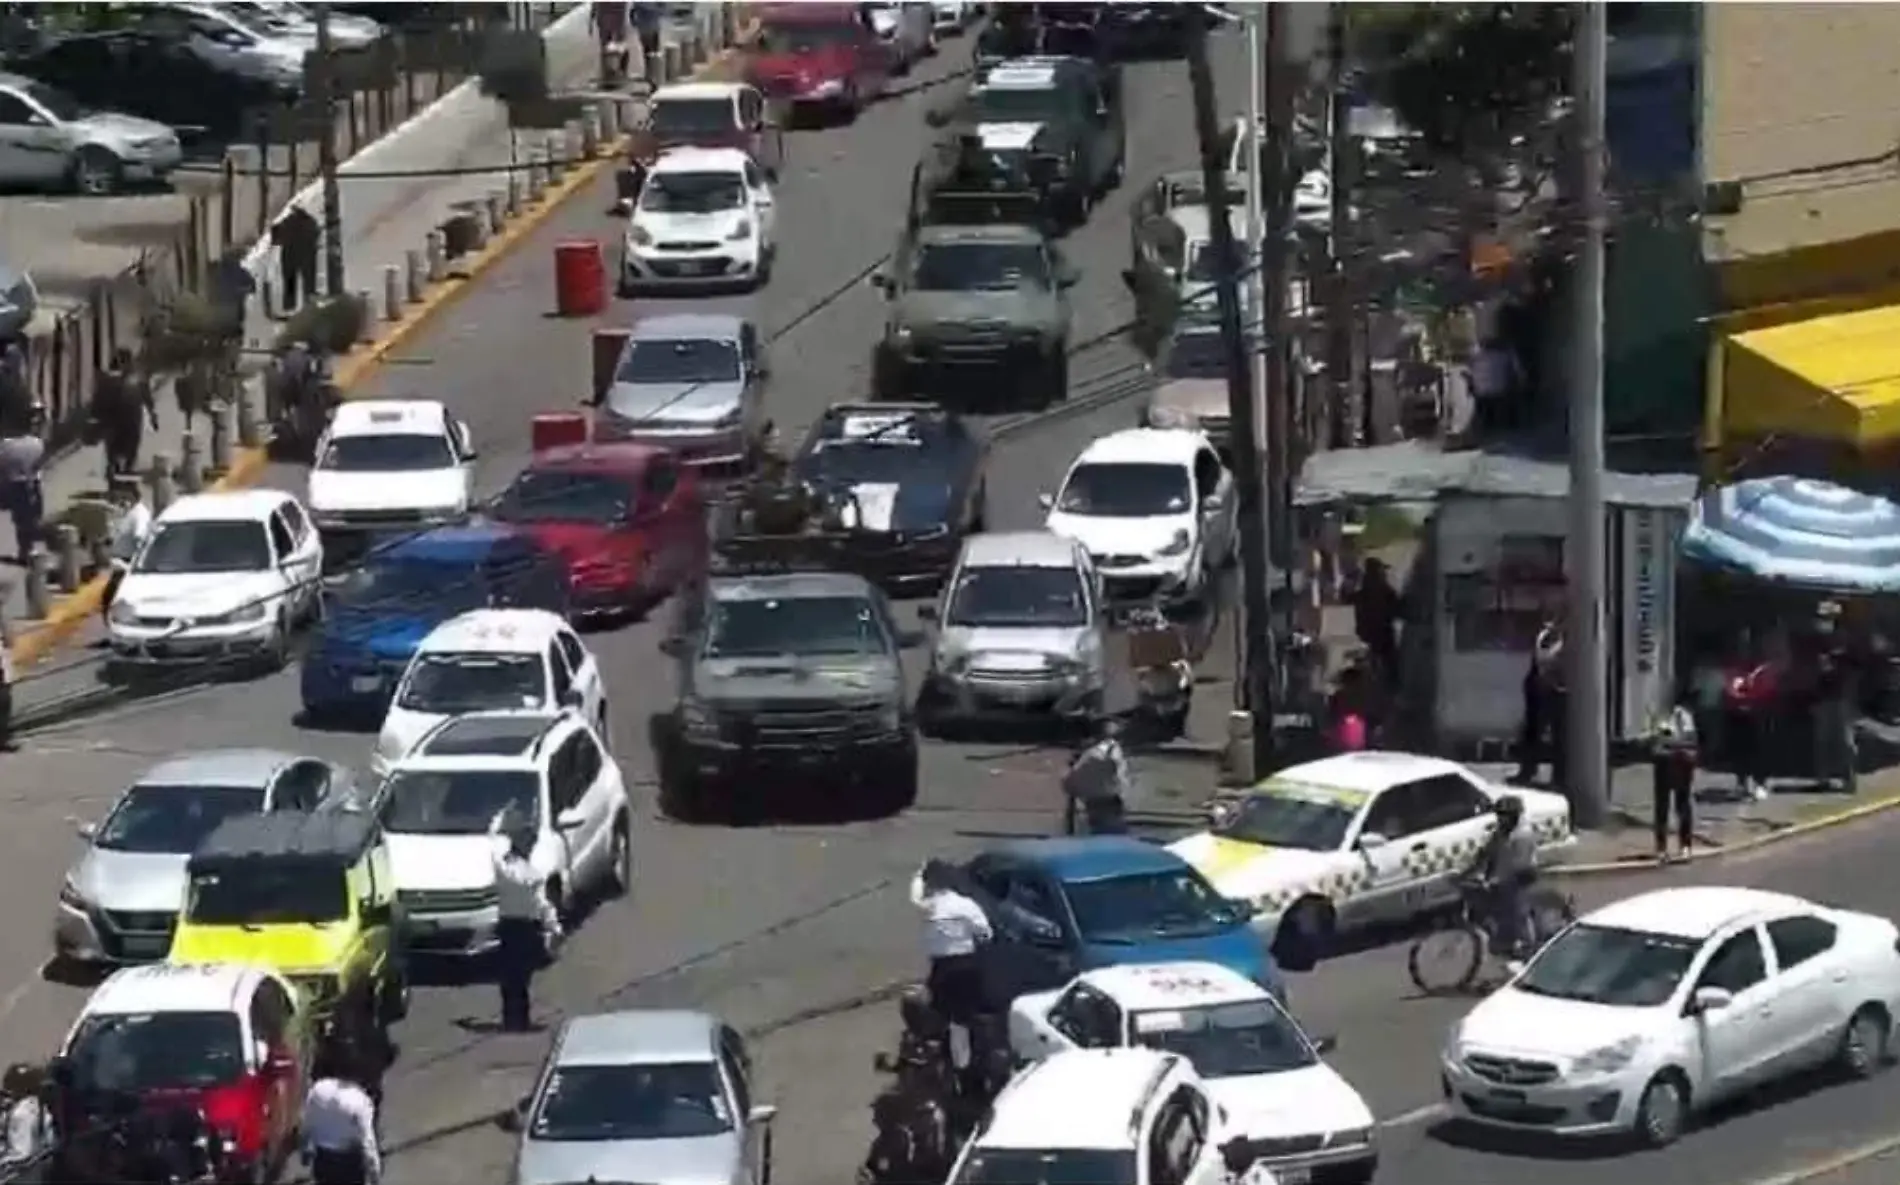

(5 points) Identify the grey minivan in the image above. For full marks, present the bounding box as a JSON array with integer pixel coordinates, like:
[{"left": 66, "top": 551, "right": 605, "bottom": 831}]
[{"left": 508, "top": 1009, "right": 778, "bottom": 1185}]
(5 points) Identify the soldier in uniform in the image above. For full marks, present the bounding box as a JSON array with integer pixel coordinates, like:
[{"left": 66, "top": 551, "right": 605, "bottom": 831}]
[
  {"left": 741, "top": 452, "right": 817, "bottom": 536},
  {"left": 271, "top": 206, "right": 322, "bottom": 315}
]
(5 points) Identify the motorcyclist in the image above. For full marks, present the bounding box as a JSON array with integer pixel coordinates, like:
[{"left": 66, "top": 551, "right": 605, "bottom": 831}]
[
  {"left": 863, "top": 996, "right": 955, "bottom": 1185},
  {"left": 1062, "top": 717, "right": 1131, "bottom": 835},
  {"left": 1465, "top": 794, "right": 1539, "bottom": 959}
]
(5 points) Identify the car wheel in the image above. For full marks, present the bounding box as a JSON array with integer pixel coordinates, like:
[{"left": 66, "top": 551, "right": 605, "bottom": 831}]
[
  {"left": 380, "top": 968, "right": 409, "bottom": 1023},
  {"left": 259, "top": 614, "right": 291, "bottom": 674},
  {"left": 604, "top": 813, "right": 632, "bottom": 898},
  {"left": 1837, "top": 1006, "right": 1890, "bottom": 1079},
  {"left": 1631, "top": 1072, "right": 1688, "bottom": 1148},
  {"left": 1271, "top": 896, "right": 1332, "bottom": 973},
  {"left": 72, "top": 146, "right": 123, "bottom": 196}
]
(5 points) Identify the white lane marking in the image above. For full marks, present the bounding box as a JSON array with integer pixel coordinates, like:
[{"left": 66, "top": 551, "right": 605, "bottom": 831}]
[{"left": 1380, "top": 1101, "right": 1446, "bottom": 1130}]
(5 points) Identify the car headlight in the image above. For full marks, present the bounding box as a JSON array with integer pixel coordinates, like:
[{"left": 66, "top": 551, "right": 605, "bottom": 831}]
[
  {"left": 205, "top": 601, "right": 269, "bottom": 625},
  {"left": 128, "top": 136, "right": 171, "bottom": 153},
  {"left": 1331, "top": 1126, "right": 1374, "bottom": 1149},
  {"left": 713, "top": 406, "right": 745, "bottom": 428},
  {"left": 1155, "top": 528, "right": 1192, "bottom": 558},
  {"left": 59, "top": 879, "right": 88, "bottom": 910},
  {"left": 934, "top": 649, "right": 969, "bottom": 677},
  {"left": 628, "top": 224, "right": 653, "bottom": 247},
  {"left": 1049, "top": 656, "right": 1087, "bottom": 679},
  {"left": 727, "top": 220, "right": 753, "bottom": 241},
  {"left": 680, "top": 697, "right": 714, "bottom": 731},
  {"left": 890, "top": 324, "right": 913, "bottom": 344},
  {"left": 810, "top": 77, "right": 843, "bottom": 95},
  {"left": 1571, "top": 1035, "right": 1643, "bottom": 1076},
  {"left": 107, "top": 600, "right": 138, "bottom": 626}
]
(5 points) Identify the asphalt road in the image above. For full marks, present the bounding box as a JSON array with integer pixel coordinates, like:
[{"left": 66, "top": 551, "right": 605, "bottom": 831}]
[{"left": 13, "top": 21, "right": 1900, "bottom": 1185}]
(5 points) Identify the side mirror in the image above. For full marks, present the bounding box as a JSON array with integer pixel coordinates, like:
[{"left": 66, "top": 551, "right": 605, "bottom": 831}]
[
  {"left": 869, "top": 272, "right": 893, "bottom": 292},
  {"left": 1503, "top": 959, "right": 1526, "bottom": 978},
  {"left": 1356, "top": 831, "right": 1388, "bottom": 850},
  {"left": 1037, "top": 492, "right": 1054, "bottom": 511},
  {"left": 499, "top": 1096, "right": 529, "bottom": 1133},
  {"left": 916, "top": 604, "right": 938, "bottom": 622},
  {"left": 897, "top": 629, "right": 926, "bottom": 649},
  {"left": 748, "top": 1103, "right": 778, "bottom": 1125},
  {"left": 361, "top": 901, "right": 392, "bottom": 926},
  {"left": 1310, "top": 1034, "right": 1338, "bottom": 1055},
  {"left": 1057, "top": 268, "right": 1080, "bottom": 289},
  {"left": 1119, "top": 267, "right": 1141, "bottom": 293},
  {"left": 873, "top": 1051, "right": 897, "bottom": 1073},
  {"left": 659, "top": 636, "right": 685, "bottom": 657},
  {"left": 560, "top": 688, "right": 584, "bottom": 709},
  {"left": 1689, "top": 986, "right": 1733, "bottom": 1016},
  {"left": 1224, "top": 897, "right": 1256, "bottom": 920},
  {"left": 1024, "top": 919, "right": 1065, "bottom": 948},
  {"left": 555, "top": 807, "right": 587, "bottom": 831},
  {"left": 74, "top": 820, "right": 96, "bottom": 840}
]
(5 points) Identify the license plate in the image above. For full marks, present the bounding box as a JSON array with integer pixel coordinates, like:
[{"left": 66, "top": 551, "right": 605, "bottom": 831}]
[
  {"left": 351, "top": 674, "right": 383, "bottom": 693},
  {"left": 1490, "top": 1088, "right": 1528, "bottom": 1102},
  {"left": 407, "top": 916, "right": 439, "bottom": 932},
  {"left": 1277, "top": 1171, "right": 1311, "bottom": 1185},
  {"left": 685, "top": 260, "right": 717, "bottom": 275}
]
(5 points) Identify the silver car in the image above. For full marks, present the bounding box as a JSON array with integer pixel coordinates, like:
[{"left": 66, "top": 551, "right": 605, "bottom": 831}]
[
  {"left": 0, "top": 73, "right": 181, "bottom": 194},
  {"left": 918, "top": 530, "right": 1107, "bottom": 732},
  {"left": 54, "top": 749, "right": 354, "bottom": 967},
  {"left": 593, "top": 312, "right": 772, "bottom": 472},
  {"left": 508, "top": 1009, "right": 777, "bottom": 1185}
]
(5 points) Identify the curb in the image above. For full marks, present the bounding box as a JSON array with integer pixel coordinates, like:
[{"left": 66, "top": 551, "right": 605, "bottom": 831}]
[
  {"left": 1548, "top": 789, "right": 1900, "bottom": 877},
  {"left": 7, "top": 25, "right": 755, "bottom": 674}
]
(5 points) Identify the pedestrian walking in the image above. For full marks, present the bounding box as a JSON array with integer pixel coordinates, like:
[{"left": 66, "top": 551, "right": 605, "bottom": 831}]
[
  {"left": 631, "top": 3, "right": 663, "bottom": 72},
  {"left": 1515, "top": 618, "right": 1566, "bottom": 784},
  {"left": 1813, "top": 605, "right": 1859, "bottom": 794},
  {"left": 207, "top": 245, "right": 256, "bottom": 341},
  {"left": 272, "top": 206, "right": 320, "bottom": 315},
  {"left": 1349, "top": 558, "right": 1403, "bottom": 688},
  {"left": 89, "top": 348, "right": 154, "bottom": 480},
  {"left": 1725, "top": 636, "right": 1776, "bottom": 801},
  {"left": 490, "top": 809, "right": 560, "bottom": 1032},
  {"left": 1648, "top": 695, "right": 1698, "bottom": 862},
  {"left": 594, "top": 1, "right": 630, "bottom": 85},
  {"left": 0, "top": 421, "right": 44, "bottom": 569}
]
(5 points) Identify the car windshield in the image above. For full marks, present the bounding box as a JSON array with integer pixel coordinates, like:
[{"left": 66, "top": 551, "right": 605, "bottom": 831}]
[
  {"left": 953, "top": 1148, "right": 1137, "bottom": 1185},
  {"left": 650, "top": 97, "right": 738, "bottom": 137},
  {"left": 615, "top": 337, "right": 743, "bottom": 385},
  {"left": 491, "top": 471, "right": 633, "bottom": 527},
  {"left": 378, "top": 770, "right": 540, "bottom": 837},
  {"left": 65, "top": 1013, "right": 246, "bottom": 1094},
  {"left": 758, "top": 21, "right": 859, "bottom": 53},
  {"left": 318, "top": 433, "right": 455, "bottom": 472},
  {"left": 396, "top": 653, "right": 545, "bottom": 714},
  {"left": 1187, "top": 239, "right": 1252, "bottom": 285},
  {"left": 1056, "top": 462, "right": 1191, "bottom": 517},
  {"left": 23, "top": 82, "right": 86, "bottom": 121},
  {"left": 530, "top": 1061, "right": 733, "bottom": 1142},
  {"left": 912, "top": 242, "right": 1049, "bottom": 292},
  {"left": 803, "top": 440, "right": 931, "bottom": 483},
  {"left": 135, "top": 520, "right": 272, "bottom": 574},
  {"left": 187, "top": 865, "right": 347, "bottom": 926},
  {"left": 968, "top": 84, "right": 1071, "bottom": 125},
  {"left": 641, "top": 170, "right": 745, "bottom": 213},
  {"left": 94, "top": 784, "right": 265, "bottom": 855},
  {"left": 705, "top": 595, "right": 889, "bottom": 658},
  {"left": 334, "top": 559, "right": 486, "bottom": 614},
  {"left": 1066, "top": 870, "right": 1242, "bottom": 941},
  {"left": 946, "top": 565, "right": 1086, "bottom": 628},
  {"left": 1513, "top": 923, "right": 1698, "bottom": 1008},
  {"left": 1163, "top": 332, "right": 1231, "bottom": 380},
  {"left": 1214, "top": 785, "right": 1357, "bottom": 852},
  {"left": 1132, "top": 999, "right": 1316, "bottom": 1078}
]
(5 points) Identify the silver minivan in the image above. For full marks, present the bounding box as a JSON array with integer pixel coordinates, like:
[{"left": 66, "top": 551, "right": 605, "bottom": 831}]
[{"left": 918, "top": 530, "right": 1107, "bottom": 734}]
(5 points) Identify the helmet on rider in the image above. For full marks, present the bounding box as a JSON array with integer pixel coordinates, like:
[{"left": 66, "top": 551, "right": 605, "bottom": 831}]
[{"left": 1494, "top": 794, "right": 1524, "bottom": 825}]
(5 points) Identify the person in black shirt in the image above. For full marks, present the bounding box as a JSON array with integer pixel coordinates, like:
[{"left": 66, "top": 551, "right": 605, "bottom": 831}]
[{"left": 272, "top": 207, "right": 321, "bottom": 315}]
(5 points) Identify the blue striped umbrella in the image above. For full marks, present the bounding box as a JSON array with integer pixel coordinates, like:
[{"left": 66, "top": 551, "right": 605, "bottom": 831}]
[{"left": 1680, "top": 477, "right": 1900, "bottom": 592}]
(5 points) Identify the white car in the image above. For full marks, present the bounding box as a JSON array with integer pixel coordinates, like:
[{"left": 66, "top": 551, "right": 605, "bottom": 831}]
[
  {"left": 1009, "top": 963, "right": 1377, "bottom": 1184},
  {"left": 372, "top": 609, "right": 606, "bottom": 778},
  {"left": 107, "top": 489, "right": 323, "bottom": 673},
  {"left": 932, "top": 1, "right": 972, "bottom": 34},
  {"left": 866, "top": 2, "right": 936, "bottom": 69},
  {"left": 307, "top": 398, "right": 475, "bottom": 538},
  {"left": 375, "top": 710, "right": 631, "bottom": 956},
  {"left": 1040, "top": 428, "right": 1235, "bottom": 608},
  {"left": 947, "top": 1046, "right": 1233, "bottom": 1185},
  {"left": 223, "top": 0, "right": 384, "bottom": 50},
  {"left": 146, "top": 2, "right": 309, "bottom": 89},
  {"left": 1444, "top": 886, "right": 1900, "bottom": 1147},
  {"left": 1169, "top": 752, "right": 1572, "bottom": 969},
  {"left": 621, "top": 146, "right": 777, "bottom": 293}
]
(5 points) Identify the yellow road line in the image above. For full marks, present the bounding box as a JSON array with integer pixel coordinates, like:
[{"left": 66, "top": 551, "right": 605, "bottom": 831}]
[
  {"left": 9, "top": 31, "right": 753, "bottom": 671},
  {"left": 1550, "top": 786, "right": 1900, "bottom": 878}
]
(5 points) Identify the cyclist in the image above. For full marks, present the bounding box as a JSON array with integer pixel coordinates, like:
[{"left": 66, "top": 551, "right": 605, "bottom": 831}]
[{"left": 1464, "top": 794, "right": 1539, "bottom": 959}]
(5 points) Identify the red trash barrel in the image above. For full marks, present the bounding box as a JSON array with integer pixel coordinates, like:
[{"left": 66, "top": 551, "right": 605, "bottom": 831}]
[
  {"left": 553, "top": 240, "right": 607, "bottom": 317},
  {"left": 532, "top": 411, "right": 590, "bottom": 454},
  {"left": 592, "top": 326, "right": 632, "bottom": 405}
]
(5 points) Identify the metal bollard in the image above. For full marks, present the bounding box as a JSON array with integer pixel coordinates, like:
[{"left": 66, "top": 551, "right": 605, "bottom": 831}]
[
  {"left": 563, "top": 122, "right": 583, "bottom": 167},
  {"left": 88, "top": 531, "right": 110, "bottom": 579},
  {"left": 209, "top": 400, "right": 234, "bottom": 476},
  {"left": 581, "top": 106, "right": 602, "bottom": 157},
  {"left": 22, "top": 558, "right": 48, "bottom": 619},
  {"left": 545, "top": 134, "right": 566, "bottom": 182},
  {"left": 147, "top": 452, "right": 176, "bottom": 514},
  {"left": 236, "top": 381, "right": 261, "bottom": 450},
  {"left": 425, "top": 230, "right": 447, "bottom": 283},
  {"left": 383, "top": 265, "right": 403, "bottom": 321},
  {"left": 466, "top": 207, "right": 489, "bottom": 252},
  {"left": 51, "top": 524, "right": 81, "bottom": 593},
  {"left": 599, "top": 98, "right": 621, "bottom": 144},
  {"left": 506, "top": 171, "right": 523, "bottom": 217},
  {"left": 405, "top": 248, "right": 425, "bottom": 304},
  {"left": 178, "top": 433, "right": 204, "bottom": 495},
  {"left": 483, "top": 192, "right": 503, "bottom": 236},
  {"left": 527, "top": 151, "right": 548, "bottom": 201},
  {"left": 662, "top": 43, "right": 682, "bottom": 82}
]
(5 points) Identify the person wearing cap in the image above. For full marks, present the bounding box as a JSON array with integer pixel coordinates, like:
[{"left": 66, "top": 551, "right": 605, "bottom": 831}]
[{"left": 490, "top": 808, "right": 560, "bottom": 1032}]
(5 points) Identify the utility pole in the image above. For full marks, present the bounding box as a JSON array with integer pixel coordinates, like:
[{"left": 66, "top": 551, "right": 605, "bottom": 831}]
[
  {"left": 1566, "top": 0, "right": 1610, "bottom": 829},
  {"left": 1187, "top": 8, "right": 1275, "bottom": 777},
  {"left": 314, "top": 1, "right": 346, "bottom": 298},
  {"left": 1324, "top": 3, "right": 1357, "bottom": 449},
  {"left": 1261, "top": 3, "right": 1294, "bottom": 587},
  {"left": 1233, "top": 7, "right": 1266, "bottom": 710}
]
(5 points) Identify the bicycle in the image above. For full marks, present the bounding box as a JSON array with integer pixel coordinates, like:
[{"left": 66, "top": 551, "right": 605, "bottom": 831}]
[{"left": 1406, "top": 876, "right": 1576, "bottom": 995}]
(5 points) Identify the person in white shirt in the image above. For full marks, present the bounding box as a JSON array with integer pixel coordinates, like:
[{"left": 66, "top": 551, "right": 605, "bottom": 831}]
[
  {"left": 301, "top": 1050, "right": 379, "bottom": 1184},
  {"left": 101, "top": 477, "right": 151, "bottom": 622},
  {"left": 909, "top": 859, "right": 991, "bottom": 1029},
  {"left": 491, "top": 809, "right": 561, "bottom": 1032},
  {"left": 0, "top": 1063, "right": 50, "bottom": 1168}
]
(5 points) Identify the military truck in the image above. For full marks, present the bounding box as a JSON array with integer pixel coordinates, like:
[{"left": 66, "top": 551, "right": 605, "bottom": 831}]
[
  {"left": 652, "top": 568, "right": 922, "bottom": 822},
  {"left": 869, "top": 222, "right": 1075, "bottom": 409}
]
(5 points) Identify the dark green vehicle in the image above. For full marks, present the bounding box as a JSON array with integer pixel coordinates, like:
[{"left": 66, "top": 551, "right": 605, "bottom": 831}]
[
  {"left": 923, "top": 55, "right": 1125, "bottom": 227},
  {"left": 870, "top": 222, "right": 1076, "bottom": 409}
]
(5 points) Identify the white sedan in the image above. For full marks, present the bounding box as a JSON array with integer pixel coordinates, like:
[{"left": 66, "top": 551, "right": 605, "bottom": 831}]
[
  {"left": 1444, "top": 885, "right": 1900, "bottom": 1147},
  {"left": 1010, "top": 962, "right": 1377, "bottom": 1185}
]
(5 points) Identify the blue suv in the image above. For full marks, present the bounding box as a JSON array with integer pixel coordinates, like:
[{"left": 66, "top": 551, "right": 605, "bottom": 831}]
[
  {"left": 299, "top": 524, "right": 570, "bottom": 720},
  {"left": 959, "top": 837, "right": 1282, "bottom": 1002}
]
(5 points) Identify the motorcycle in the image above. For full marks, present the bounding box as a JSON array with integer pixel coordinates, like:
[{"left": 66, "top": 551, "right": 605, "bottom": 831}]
[{"left": 1124, "top": 602, "right": 1192, "bottom": 742}]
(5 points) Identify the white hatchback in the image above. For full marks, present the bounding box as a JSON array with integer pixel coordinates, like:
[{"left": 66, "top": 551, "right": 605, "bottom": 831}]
[
  {"left": 622, "top": 146, "right": 778, "bottom": 292},
  {"left": 1444, "top": 885, "right": 1900, "bottom": 1147},
  {"left": 106, "top": 489, "right": 323, "bottom": 674},
  {"left": 372, "top": 609, "right": 605, "bottom": 778}
]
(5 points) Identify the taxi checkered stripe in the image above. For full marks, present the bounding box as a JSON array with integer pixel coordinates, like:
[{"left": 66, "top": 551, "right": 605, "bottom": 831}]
[{"left": 1244, "top": 814, "right": 1571, "bottom": 914}]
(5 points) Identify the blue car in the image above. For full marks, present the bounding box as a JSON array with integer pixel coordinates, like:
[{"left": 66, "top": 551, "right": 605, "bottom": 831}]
[
  {"left": 299, "top": 523, "right": 571, "bottom": 720},
  {"left": 961, "top": 837, "right": 1283, "bottom": 1001}
]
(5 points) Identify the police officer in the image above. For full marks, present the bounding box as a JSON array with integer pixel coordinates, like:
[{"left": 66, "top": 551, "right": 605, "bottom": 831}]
[
  {"left": 908, "top": 860, "right": 990, "bottom": 1031},
  {"left": 301, "top": 1048, "right": 380, "bottom": 1185},
  {"left": 89, "top": 348, "right": 155, "bottom": 480},
  {"left": 492, "top": 809, "right": 561, "bottom": 1032},
  {"left": 271, "top": 206, "right": 321, "bottom": 316},
  {"left": 1465, "top": 795, "right": 1539, "bottom": 959}
]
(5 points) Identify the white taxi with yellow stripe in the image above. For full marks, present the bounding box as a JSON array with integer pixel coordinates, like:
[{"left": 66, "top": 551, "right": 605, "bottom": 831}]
[{"left": 1167, "top": 752, "right": 1572, "bottom": 967}]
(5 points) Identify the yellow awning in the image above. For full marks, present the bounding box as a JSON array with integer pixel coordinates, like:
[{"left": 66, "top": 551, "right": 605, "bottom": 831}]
[{"left": 1723, "top": 304, "right": 1900, "bottom": 447}]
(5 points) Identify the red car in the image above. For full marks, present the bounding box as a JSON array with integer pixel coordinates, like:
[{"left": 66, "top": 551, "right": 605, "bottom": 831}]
[
  {"left": 633, "top": 80, "right": 786, "bottom": 178},
  {"left": 747, "top": 3, "right": 891, "bottom": 124},
  {"left": 490, "top": 441, "right": 707, "bottom": 618}
]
